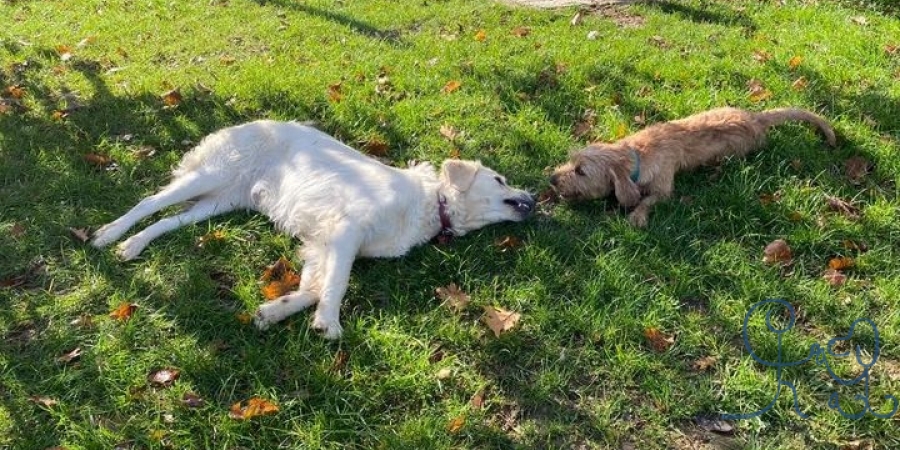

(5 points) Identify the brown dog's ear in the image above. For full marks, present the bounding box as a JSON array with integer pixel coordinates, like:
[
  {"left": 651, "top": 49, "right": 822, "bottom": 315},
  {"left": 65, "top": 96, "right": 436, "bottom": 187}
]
[
  {"left": 441, "top": 160, "right": 480, "bottom": 191},
  {"left": 607, "top": 165, "right": 641, "bottom": 208}
]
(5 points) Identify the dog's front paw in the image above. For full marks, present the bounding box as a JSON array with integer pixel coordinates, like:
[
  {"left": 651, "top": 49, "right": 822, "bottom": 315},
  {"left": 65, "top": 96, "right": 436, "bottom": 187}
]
[
  {"left": 628, "top": 210, "right": 649, "bottom": 228},
  {"left": 91, "top": 222, "right": 125, "bottom": 248},
  {"left": 116, "top": 237, "right": 147, "bottom": 261},
  {"left": 254, "top": 302, "right": 283, "bottom": 330},
  {"left": 311, "top": 314, "right": 343, "bottom": 340}
]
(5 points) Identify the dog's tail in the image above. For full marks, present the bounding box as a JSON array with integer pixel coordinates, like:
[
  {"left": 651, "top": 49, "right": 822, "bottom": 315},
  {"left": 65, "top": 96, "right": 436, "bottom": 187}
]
[{"left": 754, "top": 108, "right": 837, "bottom": 147}]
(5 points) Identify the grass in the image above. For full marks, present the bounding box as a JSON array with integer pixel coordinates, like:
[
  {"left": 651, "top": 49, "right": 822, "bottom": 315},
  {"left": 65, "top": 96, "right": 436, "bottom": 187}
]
[{"left": 1, "top": 0, "right": 899, "bottom": 448}]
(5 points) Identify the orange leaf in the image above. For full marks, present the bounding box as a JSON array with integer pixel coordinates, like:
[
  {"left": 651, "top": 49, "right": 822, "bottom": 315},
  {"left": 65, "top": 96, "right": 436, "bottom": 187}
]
[
  {"left": 230, "top": 397, "right": 279, "bottom": 420},
  {"left": 4, "top": 85, "right": 25, "bottom": 99},
  {"left": 470, "top": 387, "right": 486, "bottom": 409},
  {"left": 749, "top": 88, "right": 773, "bottom": 103},
  {"left": 447, "top": 415, "right": 466, "bottom": 434},
  {"left": 494, "top": 235, "right": 523, "bottom": 252},
  {"left": 474, "top": 30, "right": 486, "bottom": 42},
  {"left": 362, "top": 138, "right": 389, "bottom": 157},
  {"left": 260, "top": 257, "right": 301, "bottom": 300},
  {"left": 235, "top": 312, "right": 253, "bottom": 324},
  {"left": 643, "top": 327, "right": 675, "bottom": 352},
  {"left": 752, "top": 49, "right": 771, "bottom": 63},
  {"left": 482, "top": 305, "right": 521, "bottom": 337},
  {"left": 511, "top": 26, "right": 530, "bottom": 37},
  {"left": 828, "top": 256, "right": 854, "bottom": 271},
  {"left": 327, "top": 82, "right": 343, "bottom": 103},
  {"left": 435, "top": 283, "right": 470, "bottom": 313},
  {"left": 161, "top": 89, "right": 182, "bottom": 107},
  {"left": 791, "top": 76, "right": 808, "bottom": 91},
  {"left": 56, "top": 44, "right": 73, "bottom": 61},
  {"left": 110, "top": 302, "right": 138, "bottom": 321},
  {"left": 788, "top": 55, "right": 802, "bottom": 70},
  {"left": 763, "top": 239, "right": 792, "bottom": 265},
  {"left": 83, "top": 153, "right": 113, "bottom": 168},
  {"left": 442, "top": 80, "right": 461, "bottom": 94}
]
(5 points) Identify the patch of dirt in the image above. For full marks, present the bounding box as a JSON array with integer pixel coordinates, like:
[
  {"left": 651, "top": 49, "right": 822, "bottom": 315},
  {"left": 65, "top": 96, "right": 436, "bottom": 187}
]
[
  {"left": 596, "top": 6, "right": 646, "bottom": 28},
  {"left": 501, "top": 0, "right": 643, "bottom": 8}
]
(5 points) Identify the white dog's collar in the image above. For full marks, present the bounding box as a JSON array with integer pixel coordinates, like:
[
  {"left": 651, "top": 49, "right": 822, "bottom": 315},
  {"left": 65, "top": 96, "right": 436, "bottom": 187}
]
[{"left": 436, "top": 193, "right": 454, "bottom": 244}]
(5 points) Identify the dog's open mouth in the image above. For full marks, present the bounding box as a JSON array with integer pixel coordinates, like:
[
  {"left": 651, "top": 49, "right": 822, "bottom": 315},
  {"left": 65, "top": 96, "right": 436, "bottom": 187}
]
[{"left": 504, "top": 196, "right": 536, "bottom": 217}]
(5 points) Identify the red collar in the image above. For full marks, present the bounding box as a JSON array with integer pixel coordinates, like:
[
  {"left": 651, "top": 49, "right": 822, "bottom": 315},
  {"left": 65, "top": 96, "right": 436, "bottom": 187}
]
[{"left": 436, "top": 193, "right": 454, "bottom": 244}]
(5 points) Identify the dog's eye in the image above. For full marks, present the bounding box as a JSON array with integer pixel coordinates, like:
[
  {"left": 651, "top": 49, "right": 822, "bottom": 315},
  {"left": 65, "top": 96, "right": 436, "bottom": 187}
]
[
  {"left": 494, "top": 176, "right": 506, "bottom": 186},
  {"left": 574, "top": 166, "right": 586, "bottom": 176}
]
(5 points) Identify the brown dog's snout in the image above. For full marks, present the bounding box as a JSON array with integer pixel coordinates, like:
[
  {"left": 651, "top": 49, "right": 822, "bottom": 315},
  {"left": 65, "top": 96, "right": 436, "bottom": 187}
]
[{"left": 549, "top": 173, "right": 560, "bottom": 186}]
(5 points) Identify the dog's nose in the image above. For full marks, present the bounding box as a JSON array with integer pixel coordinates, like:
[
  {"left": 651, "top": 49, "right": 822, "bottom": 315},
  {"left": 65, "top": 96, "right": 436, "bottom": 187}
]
[
  {"left": 549, "top": 173, "right": 559, "bottom": 186},
  {"left": 505, "top": 196, "right": 535, "bottom": 216}
]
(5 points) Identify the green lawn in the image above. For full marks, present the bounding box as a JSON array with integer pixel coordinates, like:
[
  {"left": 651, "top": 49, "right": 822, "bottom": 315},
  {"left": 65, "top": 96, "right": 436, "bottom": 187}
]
[{"left": 2, "top": 0, "right": 899, "bottom": 448}]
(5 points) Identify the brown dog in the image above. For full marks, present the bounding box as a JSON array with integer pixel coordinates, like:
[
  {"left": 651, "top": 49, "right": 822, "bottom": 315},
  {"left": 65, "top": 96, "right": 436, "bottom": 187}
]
[{"left": 549, "top": 107, "right": 836, "bottom": 227}]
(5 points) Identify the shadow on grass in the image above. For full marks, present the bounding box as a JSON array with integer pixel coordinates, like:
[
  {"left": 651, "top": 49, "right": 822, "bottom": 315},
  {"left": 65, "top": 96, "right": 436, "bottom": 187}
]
[
  {"left": 644, "top": 0, "right": 757, "bottom": 32},
  {"left": 252, "top": 0, "right": 409, "bottom": 47}
]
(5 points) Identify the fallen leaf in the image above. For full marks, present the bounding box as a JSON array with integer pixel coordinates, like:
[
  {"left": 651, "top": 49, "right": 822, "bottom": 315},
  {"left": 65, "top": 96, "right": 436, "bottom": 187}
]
[
  {"left": 219, "top": 55, "right": 236, "bottom": 65},
  {"left": 752, "top": 49, "right": 771, "bottom": 63},
  {"left": 109, "top": 302, "right": 138, "bottom": 321},
  {"left": 842, "top": 240, "right": 868, "bottom": 253},
  {"left": 69, "top": 227, "right": 91, "bottom": 242},
  {"left": 70, "top": 314, "right": 93, "bottom": 328},
  {"left": 511, "top": 26, "right": 530, "bottom": 37},
  {"left": 436, "top": 368, "right": 452, "bottom": 380},
  {"left": 536, "top": 188, "right": 558, "bottom": 206},
  {"left": 825, "top": 195, "right": 860, "bottom": 219},
  {"left": 229, "top": 397, "right": 279, "bottom": 420},
  {"left": 749, "top": 88, "right": 773, "bottom": 103},
  {"left": 828, "top": 256, "right": 854, "bottom": 271},
  {"left": 758, "top": 192, "right": 781, "bottom": 205},
  {"left": 494, "top": 235, "right": 523, "bottom": 252},
  {"left": 633, "top": 112, "right": 646, "bottom": 125},
  {"left": 791, "top": 77, "right": 808, "bottom": 91},
  {"left": 851, "top": 16, "right": 868, "bottom": 26},
  {"left": 83, "top": 153, "right": 114, "bottom": 168},
  {"left": 570, "top": 11, "right": 583, "bottom": 26},
  {"left": 448, "top": 147, "right": 461, "bottom": 159},
  {"left": 649, "top": 35, "right": 667, "bottom": 47},
  {"left": 823, "top": 269, "right": 848, "bottom": 287},
  {"left": 643, "top": 327, "right": 675, "bottom": 352},
  {"left": 442, "top": 80, "right": 461, "bottom": 94},
  {"left": 439, "top": 124, "right": 459, "bottom": 141},
  {"left": 474, "top": 30, "right": 486, "bottom": 42},
  {"left": 844, "top": 156, "right": 872, "bottom": 185},
  {"left": 482, "top": 305, "right": 521, "bottom": 337},
  {"left": 182, "top": 392, "right": 205, "bottom": 408},
  {"left": 362, "top": 138, "right": 389, "bottom": 157},
  {"left": 435, "top": 283, "right": 470, "bottom": 313},
  {"left": 763, "top": 239, "right": 792, "bottom": 265},
  {"left": 788, "top": 211, "right": 804, "bottom": 222},
  {"left": 331, "top": 350, "right": 349, "bottom": 372},
  {"left": 4, "top": 85, "right": 25, "bottom": 99},
  {"left": 692, "top": 355, "right": 718, "bottom": 372},
  {"left": 161, "top": 89, "right": 182, "bottom": 107},
  {"left": 76, "top": 35, "right": 96, "bottom": 48},
  {"left": 446, "top": 415, "right": 466, "bottom": 434},
  {"left": 788, "top": 55, "right": 803, "bottom": 70},
  {"left": 327, "top": 82, "right": 343, "bottom": 102},
  {"left": 29, "top": 396, "right": 59, "bottom": 408},
  {"left": 428, "top": 345, "right": 445, "bottom": 363},
  {"left": 56, "top": 347, "right": 82, "bottom": 364},
  {"left": 148, "top": 368, "right": 180, "bottom": 387},
  {"left": 260, "top": 257, "right": 301, "bottom": 300},
  {"left": 235, "top": 312, "right": 252, "bottom": 324},
  {"left": 56, "top": 45, "right": 73, "bottom": 61},
  {"left": 132, "top": 145, "right": 157, "bottom": 159},
  {"left": 885, "top": 44, "right": 899, "bottom": 55},
  {"left": 196, "top": 230, "right": 226, "bottom": 248},
  {"left": 470, "top": 387, "right": 486, "bottom": 409}
]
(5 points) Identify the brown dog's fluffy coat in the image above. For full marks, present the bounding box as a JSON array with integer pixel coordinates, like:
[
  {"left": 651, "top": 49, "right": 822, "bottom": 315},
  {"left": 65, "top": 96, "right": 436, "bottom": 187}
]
[{"left": 549, "top": 107, "right": 836, "bottom": 227}]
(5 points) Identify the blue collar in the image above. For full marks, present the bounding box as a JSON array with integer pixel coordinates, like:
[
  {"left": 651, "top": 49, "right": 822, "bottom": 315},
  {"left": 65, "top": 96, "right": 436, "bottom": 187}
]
[{"left": 628, "top": 149, "right": 641, "bottom": 182}]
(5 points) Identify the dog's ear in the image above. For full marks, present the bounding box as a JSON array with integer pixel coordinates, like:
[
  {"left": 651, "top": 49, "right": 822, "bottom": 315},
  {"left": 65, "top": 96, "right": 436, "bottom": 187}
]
[
  {"left": 441, "top": 160, "right": 480, "bottom": 191},
  {"left": 608, "top": 165, "right": 641, "bottom": 208}
]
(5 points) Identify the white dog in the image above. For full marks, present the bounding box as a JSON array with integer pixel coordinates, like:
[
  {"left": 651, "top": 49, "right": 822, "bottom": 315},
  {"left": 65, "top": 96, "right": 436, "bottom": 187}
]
[{"left": 91, "top": 120, "right": 535, "bottom": 338}]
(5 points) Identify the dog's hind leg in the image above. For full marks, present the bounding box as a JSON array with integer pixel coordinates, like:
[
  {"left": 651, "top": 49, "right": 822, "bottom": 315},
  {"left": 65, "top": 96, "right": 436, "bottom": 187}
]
[
  {"left": 92, "top": 172, "right": 226, "bottom": 248},
  {"left": 115, "top": 197, "right": 233, "bottom": 260},
  {"left": 310, "top": 230, "right": 362, "bottom": 339},
  {"left": 254, "top": 254, "right": 322, "bottom": 330}
]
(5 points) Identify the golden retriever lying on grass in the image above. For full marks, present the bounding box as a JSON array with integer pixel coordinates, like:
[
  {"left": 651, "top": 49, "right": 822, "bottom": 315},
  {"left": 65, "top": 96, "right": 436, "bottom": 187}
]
[{"left": 549, "top": 107, "right": 836, "bottom": 227}]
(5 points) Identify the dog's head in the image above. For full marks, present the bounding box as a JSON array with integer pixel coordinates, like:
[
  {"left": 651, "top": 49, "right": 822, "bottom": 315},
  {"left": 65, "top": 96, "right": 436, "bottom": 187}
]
[
  {"left": 548, "top": 145, "right": 641, "bottom": 208},
  {"left": 440, "top": 159, "right": 535, "bottom": 234}
]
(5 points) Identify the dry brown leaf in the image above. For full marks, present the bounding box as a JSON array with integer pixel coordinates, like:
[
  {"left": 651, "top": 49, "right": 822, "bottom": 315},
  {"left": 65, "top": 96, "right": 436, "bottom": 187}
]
[
  {"left": 788, "top": 55, "right": 803, "bottom": 70},
  {"left": 842, "top": 240, "right": 868, "bottom": 253},
  {"left": 260, "top": 257, "right": 301, "bottom": 300},
  {"left": 29, "top": 395, "right": 59, "bottom": 408},
  {"left": 229, "top": 397, "right": 279, "bottom": 420},
  {"left": 758, "top": 192, "right": 781, "bottom": 206},
  {"left": 56, "top": 45, "right": 73, "bottom": 61},
  {"left": 474, "top": 30, "right": 486, "bottom": 42},
  {"left": 752, "top": 49, "right": 771, "bottom": 63},
  {"left": 439, "top": 124, "right": 459, "bottom": 141},
  {"left": 482, "top": 305, "right": 521, "bottom": 337},
  {"left": 109, "top": 302, "right": 138, "bottom": 321},
  {"left": 446, "top": 415, "right": 466, "bottom": 434},
  {"left": 436, "top": 283, "right": 470, "bottom": 313},
  {"left": 572, "top": 117, "right": 594, "bottom": 139},
  {"left": 83, "top": 153, "right": 114, "bottom": 168},
  {"left": 763, "top": 239, "right": 792, "bottom": 265},
  {"left": 362, "top": 138, "right": 389, "bottom": 157},
  {"left": 825, "top": 195, "right": 860, "bottom": 219},
  {"left": 442, "top": 80, "right": 461, "bottom": 94},
  {"left": 56, "top": 347, "right": 82, "bottom": 364},
  {"left": 132, "top": 145, "right": 157, "bottom": 159},
  {"left": 494, "top": 235, "right": 523, "bottom": 252},
  {"left": 148, "top": 368, "right": 180, "bottom": 387},
  {"left": 643, "top": 327, "right": 675, "bottom": 352},
  {"left": 448, "top": 147, "right": 461, "bottom": 159},
  {"left": 235, "top": 312, "right": 252, "bottom": 324},
  {"left": 537, "top": 188, "right": 558, "bottom": 206},
  {"left": 828, "top": 256, "right": 854, "bottom": 271},
  {"left": 844, "top": 156, "right": 872, "bottom": 185},
  {"left": 9, "top": 222, "right": 25, "bottom": 238},
  {"left": 327, "top": 82, "right": 343, "bottom": 103},
  {"left": 182, "top": 392, "right": 205, "bottom": 408},
  {"left": 4, "top": 85, "right": 25, "bottom": 99},
  {"left": 823, "top": 269, "right": 848, "bottom": 287},
  {"left": 69, "top": 227, "right": 91, "bottom": 242},
  {"left": 570, "top": 11, "right": 583, "bottom": 26},
  {"left": 331, "top": 350, "right": 350, "bottom": 372},
  {"left": 161, "top": 89, "right": 182, "bottom": 107},
  {"left": 749, "top": 88, "right": 773, "bottom": 103},
  {"left": 470, "top": 387, "right": 486, "bottom": 409},
  {"left": 511, "top": 26, "right": 530, "bottom": 37},
  {"left": 886, "top": 44, "right": 899, "bottom": 55},
  {"left": 788, "top": 211, "right": 804, "bottom": 222},
  {"left": 851, "top": 16, "right": 868, "bottom": 26},
  {"left": 792, "top": 77, "right": 808, "bottom": 91},
  {"left": 692, "top": 355, "right": 718, "bottom": 372},
  {"left": 219, "top": 55, "right": 236, "bottom": 66}
]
